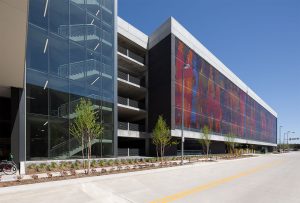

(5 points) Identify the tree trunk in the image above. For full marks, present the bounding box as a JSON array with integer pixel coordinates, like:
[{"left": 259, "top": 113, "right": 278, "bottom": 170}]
[
  {"left": 100, "top": 137, "right": 103, "bottom": 158},
  {"left": 82, "top": 136, "right": 85, "bottom": 169},
  {"left": 160, "top": 145, "right": 163, "bottom": 164},
  {"left": 87, "top": 136, "right": 91, "bottom": 174},
  {"left": 206, "top": 145, "right": 209, "bottom": 160},
  {"left": 156, "top": 145, "right": 158, "bottom": 161},
  {"left": 162, "top": 146, "right": 165, "bottom": 163}
]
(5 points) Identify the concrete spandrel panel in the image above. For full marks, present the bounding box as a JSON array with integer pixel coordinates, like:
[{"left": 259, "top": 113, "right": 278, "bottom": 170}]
[{"left": 0, "top": 0, "right": 28, "bottom": 89}]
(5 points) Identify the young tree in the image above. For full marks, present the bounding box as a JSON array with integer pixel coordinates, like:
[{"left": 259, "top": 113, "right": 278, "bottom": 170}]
[
  {"left": 70, "top": 98, "right": 104, "bottom": 173},
  {"left": 224, "top": 133, "right": 236, "bottom": 154},
  {"left": 199, "top": 125, "right": 212, "bottom": 160},
  {"left": 152, "top": 115, "right": 174, "bottom": 163}
]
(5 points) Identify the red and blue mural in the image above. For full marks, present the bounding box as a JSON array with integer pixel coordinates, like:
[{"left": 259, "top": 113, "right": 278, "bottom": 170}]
[{"left": 175, "top": 38, "right": 277, "bottom": 143}]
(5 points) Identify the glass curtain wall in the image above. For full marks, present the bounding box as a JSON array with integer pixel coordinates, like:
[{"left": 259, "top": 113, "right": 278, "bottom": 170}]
[
  {"left": 174, "top": 38, "right": 277, "bottom": 144},
  {"left": 26, "top": 0, "right": 115, "bottom": 160}
]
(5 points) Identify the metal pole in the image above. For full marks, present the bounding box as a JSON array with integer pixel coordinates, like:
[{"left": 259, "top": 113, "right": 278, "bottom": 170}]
[
  {"left": 288, "top": 132, "right": 295, "bottom": 151},
  {"left": 279, "top": 126, "right": 282, "bottom": 145},
  {"left": 286, "top": 131, "right": 290, "bottom": 151},
  {"left": 181, "top": 67, "right": 184, "bottom": 165},
  {"left": 181, "top": 64, "right": 190, "bottom": 165},
  {"left": 279, "top": 126, "right": 282, "bottom": 151},
  {"left": 284, "top": 132, "right": 286, "bottom": 151},
  {"left": 287, "top": 131, "right": 290, "bottom": 151}
]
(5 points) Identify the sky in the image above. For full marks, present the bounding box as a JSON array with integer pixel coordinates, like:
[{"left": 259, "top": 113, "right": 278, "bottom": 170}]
[{"left": 118, "top": 0, "right": 300, "bottom": 144}]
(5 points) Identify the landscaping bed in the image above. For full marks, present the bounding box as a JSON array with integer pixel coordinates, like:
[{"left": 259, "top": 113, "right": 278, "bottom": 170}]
[{"left": 0, "top": 154, "right": 255, "bottom": 187}]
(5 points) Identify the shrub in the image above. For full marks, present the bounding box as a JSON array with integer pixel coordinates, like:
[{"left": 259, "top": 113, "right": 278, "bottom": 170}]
[
  {"left": 114, "top": 159, "right": 121, "bottom": 166},
  {"left": 74, "top": 160, "right": 81, "bottom": 169},
  {"left": 66, "top": 162, "right": 72, "bottom": 168},
  {"left": 98, "top": 160, "right": 106, "bottom": 167},
  {"left": 47, "top": 173, "right": 53, "bottom": 178},
  {"left": 27, "top": 164, "right": 36, "bottom": 170},
  {"left": 37, "top": 163, "right": 47, "bottom": 172},
  {"left": 49, "top": 162, "right": 58, "bottom": 171},
  {"left": 107, "top": 160, "right": 114, "bottom": 166},
  {"left": 84, "top": 160, "right": 88, "bottom": 168},
  {"left": 121, "top": 159, "right": 128, "bottom": 165},
  {"left": 128, "top": 159, "right": 133, "bottom": 165},
  {"left": 59, "top": 162, "right": 67, "bottom": 170},
  {"left": 101, "top": 168, "right": 107, "bottom": 173},
  {"left": 91, "top": 160, "right": 97, "bottom": 168},
  {"left": 46, "top": 165, "right": 51, "bottom": 171}
]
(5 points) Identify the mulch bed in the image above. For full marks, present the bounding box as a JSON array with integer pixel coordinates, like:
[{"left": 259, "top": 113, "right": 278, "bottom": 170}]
[
  {"left": 0, "top": 164, "right": 172, "bottom": 187},
  {"left": 0, "top": 155, "right": 255, "bottom": 188}
]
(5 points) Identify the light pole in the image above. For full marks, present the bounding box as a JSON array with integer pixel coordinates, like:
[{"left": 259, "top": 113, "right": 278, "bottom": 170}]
[
  {"left": 287, "top": 131, "right": 295, "bottom": 151},
  {"left": 181, "top": 63, "right": 191, "bottom": 165},
  {"left": 283, "top": 132, "right": 286, "bottom": 151},
  {"left": 279, "top": 125, "right": 283, "bottom": 151},
  {"left": 285, "top": 131, "right": 289, "bottom": 151}
]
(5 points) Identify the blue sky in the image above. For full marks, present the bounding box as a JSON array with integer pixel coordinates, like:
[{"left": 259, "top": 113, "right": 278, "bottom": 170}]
[{"left": 118, "top": 0, "right": 300, "bottom": 144}]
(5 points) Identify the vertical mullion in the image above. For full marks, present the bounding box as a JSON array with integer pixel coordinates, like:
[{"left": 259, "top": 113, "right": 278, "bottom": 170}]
[
  {"left": 68, "top": 0, "right": 71, "bottom": 158},
  {"left": 47, "top": 0, "right": 50, "bottom": 158}
]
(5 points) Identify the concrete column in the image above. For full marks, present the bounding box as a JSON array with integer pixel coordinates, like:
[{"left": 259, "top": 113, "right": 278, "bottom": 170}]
[
  {"left": 10, "top": 87, "right": 26, "bottom": 173},
  {"left": 145, "top": 138, "right": 150, "bottom": 156}
]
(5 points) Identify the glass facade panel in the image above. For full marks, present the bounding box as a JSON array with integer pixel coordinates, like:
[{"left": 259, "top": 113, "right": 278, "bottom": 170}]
[
  {"left": 49, "top": 34, "right": 69, "bottom": 77},
  {"left": 28, "top": 0, "right": 48, "bottom": 29},
  {"left": 26, "top": 0, "right": 115, "bottom": 160},
  {"left": 26, "top": 25, "right": 48, "bottom": 73},
  {"left": 26, "top": 114, "right": 48, "bottom": 158},
  {"left": 49, "top": 0, "right": 69, "bottom": 37},
  {"left": 174, "top": 38, "right": 277, "bottom": 144}
]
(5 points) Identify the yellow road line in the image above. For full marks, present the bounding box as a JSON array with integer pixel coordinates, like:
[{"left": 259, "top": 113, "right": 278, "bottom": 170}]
[{"left": 150, "top": 160, "right": 283, "bottom": 203}]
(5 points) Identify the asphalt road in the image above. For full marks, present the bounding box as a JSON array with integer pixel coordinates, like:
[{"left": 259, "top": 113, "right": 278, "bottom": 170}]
[{"left": 0, "top": 152, "right": 299, "bottom": 203}]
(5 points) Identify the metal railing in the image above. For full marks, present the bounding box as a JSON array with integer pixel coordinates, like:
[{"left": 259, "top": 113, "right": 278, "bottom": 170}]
[
  {"left": 118, "top": 71, "right": 127, "bottom": 80},
  {"left": 118, "top": 67, "right": 146, "bottom": 86},
  {"left": 118, "top": 122, "right": 145, "bottom": 131},
  {"left": 118, "top": 122, "right": 128, "bottom": 130},
  {"left": 118, "top": 96, "right": 128, "bottom": 106},
  {"left": 129, "top": 75, "right": 143, "bottom": 86},
  {"left": 118, "top": 96, "right": 145, "bottom": 109},
  {"left": 118, "top": 46, "right": 145, "bottom": 64},
  {"left": 118, "top": 46, "right": 127, "bottom": 55},
  {"left": 118, "top": 148, "right": 140, "bottom": 156},
  {"left": 58, "top": 59, "right": 113, "bottom": 80},
  {"left": 49, "top": 137, "right": 79, "bottom": 158},
  {"left": 129, "top": 123, "right": 145, "bottom": 131}
]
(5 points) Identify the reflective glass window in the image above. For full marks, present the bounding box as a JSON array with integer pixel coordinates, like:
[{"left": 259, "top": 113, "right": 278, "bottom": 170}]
[
  {"left": 28, "top": 0, "right": 48, "bottom": 29},
  {"left": 49, "top": 34, "right": 69, "bottom": 78},
  {"left": 49, "top": 0, "right": 69, "bottom": 37},
  {"left": 70, "top": 3, "right": 86, "bottom": 45},
  {"left": 26, "top": 25, "right": 48, "bottom": 73}
]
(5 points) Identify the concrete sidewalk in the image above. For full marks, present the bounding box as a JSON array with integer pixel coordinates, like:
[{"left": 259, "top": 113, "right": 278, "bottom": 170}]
[{"left": 1, "top": 153, "right": 296, "bottom": 203}]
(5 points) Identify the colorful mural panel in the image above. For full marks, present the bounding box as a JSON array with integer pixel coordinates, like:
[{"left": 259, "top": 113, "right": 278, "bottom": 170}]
[{"left": 175, "top": 38, "right": 277, "bottom": 143}]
